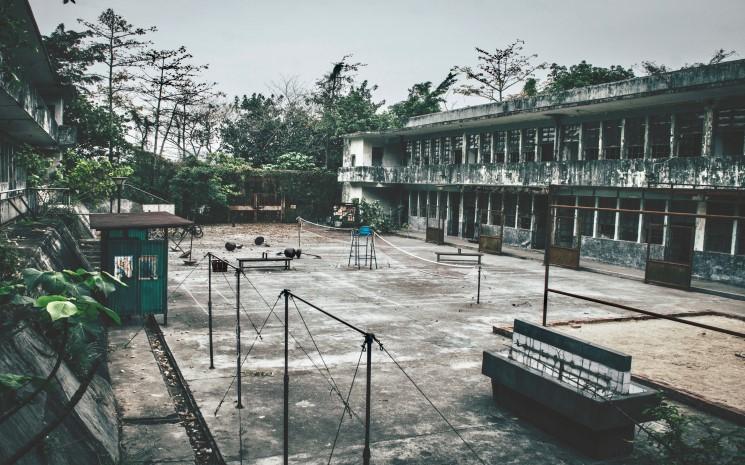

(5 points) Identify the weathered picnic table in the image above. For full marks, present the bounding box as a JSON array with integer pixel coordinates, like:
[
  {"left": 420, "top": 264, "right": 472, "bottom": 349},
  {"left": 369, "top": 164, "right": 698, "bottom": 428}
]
[
  {"left": 434, "top": 248, "right": 483, "bottom": 264},
  {"left": 237, "top": 253, "right": 292, "bottom": 270}
]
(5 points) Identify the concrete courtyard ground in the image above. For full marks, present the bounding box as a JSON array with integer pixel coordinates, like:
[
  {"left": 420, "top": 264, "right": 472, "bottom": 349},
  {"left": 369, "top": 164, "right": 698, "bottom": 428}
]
[{"left": 149, "top": 223, "right": 745, "bottom": 464}]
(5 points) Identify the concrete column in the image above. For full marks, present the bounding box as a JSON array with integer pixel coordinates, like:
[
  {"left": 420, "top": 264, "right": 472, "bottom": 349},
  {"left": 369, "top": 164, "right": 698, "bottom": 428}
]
[
  {"left": 643, "top": 116, "right": 651, "bottom": 159},
  {"left": 458, "top": 191, "right": 465, "bottom": 238},
  {"left": 662, "top": 200, "right": 670, "bottom": 247},
  {"left": 446, "top": 192, "right": 451, "bottom": 234},
  {"left": 637, "top": 197, "right": 645, "bottom": 243},
  {"left": 573, "top": 195, "right": 580, "bottom": 247},
  {"left": 534, "top": 129, "right": 540, "bottom": 162},
  {"left": 592, "top": 196, "right": 599, "bottom": 238},
  {"left": 487, "top": 192, "right": 493, "bottom": 224},
  {"left": 490, "top": 132, "right": 495, "bottom": 163},
  {"left": 669, "top": 114, "right": 677, "bottom": 158},
  {"left": 614, "top": 197, "right": 621, "bottom": 240},
  {"left": 514, "top": 192, "right": 520, "bottom": 229},
  {"left": 702, "top": 105, "right": 715, "bottom": 157},
  {"left": 463, "top": 132, "right": 468, "bottom": 165},
  {"left": 732, "top": 204, "right": 739, "bottom": 255},
  {"left": 694, "top": 199, "right": 706, "bottom": 252},
  {"left": 619, "top": 118, "right": 627, "bottom": 160},
  {"left": 408, "top": 191, "right": 412, "bottom": 217},
  {"left": 476, "top": 134, "right": 481, "bottom": 164},
  {"left": 577, "top": 123, "right": 584, "bottom": 161},
  {"left": 529, "top": 192, "right": 536, "bottom": 242},
  {"left": 518, "top": 129, "right": 525, "bottom": 163},
  {"left": 598, "top": 121, "right": 605, "bottom": 160},
  {"left": 554, "top": 124, "right": 562, "bottom": 161},
  {"left": 435, "top": 191, "right": 440, "bottom": 221},
  {"left": 504, "top": 132, "right": 509, "bottom": 163}
]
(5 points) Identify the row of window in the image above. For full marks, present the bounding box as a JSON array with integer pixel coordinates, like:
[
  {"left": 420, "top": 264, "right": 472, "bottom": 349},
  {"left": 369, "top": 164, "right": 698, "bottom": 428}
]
[
  {"left": 402, "top": 107, "right": 745, "bottom": 166},
  {"left": 408, "top": 191, "right": 745, "bottom": 255},
  {"left": 0, "top": 139, "right": 18, "bottom": 187}
]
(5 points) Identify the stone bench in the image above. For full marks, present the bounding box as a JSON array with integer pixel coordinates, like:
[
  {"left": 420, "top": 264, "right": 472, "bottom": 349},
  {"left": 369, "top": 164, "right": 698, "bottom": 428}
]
[{"left": 482, "top": 319, "right": 660, "bottom": 458}]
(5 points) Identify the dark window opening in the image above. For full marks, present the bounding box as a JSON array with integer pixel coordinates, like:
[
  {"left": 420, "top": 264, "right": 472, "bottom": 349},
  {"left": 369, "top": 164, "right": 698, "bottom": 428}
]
[
  {"left": 676, "top": 111, "right": 704, "bottom": 157},
  {"left": 518, "top": 193, "right": 532, "bottom": 229},
  {"left": 539, "top": 127, "right": 555, "bottom": 162},
  {"left": 717, "top": 108, "right": 745, "bottom": 156},
  {"left": 625, "top": 117, "right": 645, "bottom": 159},
  {"left": 705, "top": 201, "right": 734, "bottom": 253},
  {"left": 579, "top": 196, "right": 594, "bottom": 237},
  {"left": 583, "top": 123, "right": 600, "bottom": 161},
  {"left": 480, "top": 133, "right": 491, "bottom": 163},
  {"left": 650, "top": 115, "right": 671, "bottom": 158},
  {"left": 422, "top": 140, "right": 431, "bottom": 165},
  {"left": 410, "top": 192, "right": 418, "bottom": 217},
  {"left": 489, "top": 193, "right": 503, "bottom": 225},
  {"left": 561, "top": 124, "right": 580, "bottom": 161},
  {"left": 432, "top": 139, "right": 441, "bottom": 165},
  {"left": 453, "top": 136, "right": 463, "bottom": 164},
  {"left": 554, "top": 195, "right": 576, "bottom": 247},
  {"left": 522, "top": 128, "right": 536, "bottom": 162},
  {"left": 372, "top": 147, "right": 383, "bottom": 166},
  {"left": 597, "top": 197, "right": 616, "bottom": 239},
  {"left": 603, "top": 120, "right": 622, "bottom": 160},
  {"left": 443, "top": 137, "right": 452, "bottom": 164},
  {"left": 643, "top": 199, "right": 666, "bottom": 244},
  {"left": 494, "top": 131, "right": 506, "bottom": 163},
  {"left": 504, "top": 192, "right": 517, "bottom": 227},
  {"left": 508, "top": 130, "right": 521, "bottom": 163},
  {"left": 466, "top": 134, "right": 478, "bottom": 164},
  {"left": 619, "top": 198, "right": 640, "bottom": 241}
]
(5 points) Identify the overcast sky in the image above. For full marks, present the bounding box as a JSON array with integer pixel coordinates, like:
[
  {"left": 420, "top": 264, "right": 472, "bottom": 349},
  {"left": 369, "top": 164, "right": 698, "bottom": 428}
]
[{"left": 30, "top": 0, "right": 745, "bottom": 109}]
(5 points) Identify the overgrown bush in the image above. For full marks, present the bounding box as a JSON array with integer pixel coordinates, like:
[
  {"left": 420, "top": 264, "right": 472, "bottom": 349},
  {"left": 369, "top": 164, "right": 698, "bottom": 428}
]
[{"left": 359, "top": 199, "right": 395, "bottom": 232}]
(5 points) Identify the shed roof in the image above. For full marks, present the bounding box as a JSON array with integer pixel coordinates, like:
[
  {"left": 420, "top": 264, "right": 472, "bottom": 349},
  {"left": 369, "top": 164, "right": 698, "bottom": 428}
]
[{"left": 89, "top": 212, "right": 193, "bottom": 230}]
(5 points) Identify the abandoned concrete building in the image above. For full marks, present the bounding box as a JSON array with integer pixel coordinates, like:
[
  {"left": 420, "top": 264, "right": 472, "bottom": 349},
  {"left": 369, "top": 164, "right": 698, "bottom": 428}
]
[
  {"left": 339, "top": 60, "right": 745, "bottom": 286},
  {"left": 0, "top": 0, "right": 74, "bottom": 225}
]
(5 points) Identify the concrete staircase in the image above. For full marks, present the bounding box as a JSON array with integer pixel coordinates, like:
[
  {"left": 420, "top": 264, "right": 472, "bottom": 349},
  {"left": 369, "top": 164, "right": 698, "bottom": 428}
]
[{"left": 79, "top": 239, "right": 101, "bottom": 271}]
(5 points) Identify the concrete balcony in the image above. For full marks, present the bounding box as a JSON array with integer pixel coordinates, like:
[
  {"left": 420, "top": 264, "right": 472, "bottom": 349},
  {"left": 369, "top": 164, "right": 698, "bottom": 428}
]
[
  {"left": 0, "top": 72, "right": 59, "bottom": 146},
  {"left": 338, "top": 157, "right": 745, "bottom": 189}
]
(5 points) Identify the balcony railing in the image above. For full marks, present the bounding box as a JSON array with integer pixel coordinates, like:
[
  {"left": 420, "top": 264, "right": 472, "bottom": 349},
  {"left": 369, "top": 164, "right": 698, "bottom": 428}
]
[
  {"left": 0, "top": 73, "right": 59, "bottom": 142},
  {"left": 338, "top": 156, "right": 745, "bottom": 189}
]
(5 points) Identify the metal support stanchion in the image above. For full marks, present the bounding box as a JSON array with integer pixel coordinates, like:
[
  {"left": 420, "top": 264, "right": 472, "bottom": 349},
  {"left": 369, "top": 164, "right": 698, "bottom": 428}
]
[
  {"left": 476, "top": 265, "right": 481, "bottom": 304},
  {"left": 208, "top": 253, "right": 214, "bottom": 369},
  {"left": 542, "top": 187, "right": 553, "bottom": 327},
  {"left": 283, "top": 289, "right": 289, "bottom": 465},
  {"left": 363, "top": 333, "right": 373, "bottom": 465},
  {"left": 236, "top": 268, "right": 243, "bottom": 409}
]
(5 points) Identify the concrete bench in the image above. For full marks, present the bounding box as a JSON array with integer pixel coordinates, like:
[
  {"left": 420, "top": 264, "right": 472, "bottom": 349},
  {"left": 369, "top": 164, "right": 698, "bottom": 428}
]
[
  {"left": 434, "top": 249, "right": 483, "bottom": 264},
  {"left": 238, "top": 253, "right": 292, "bottom": 270},
  {"left": 482, "top": 319, "right": 660, "bottom": 458}
]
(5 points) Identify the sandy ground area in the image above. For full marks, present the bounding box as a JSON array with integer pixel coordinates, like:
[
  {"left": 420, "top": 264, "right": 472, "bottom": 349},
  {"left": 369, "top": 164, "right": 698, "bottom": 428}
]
[{"left": 558, "top": 315, "right": 745, "bottom": 411}]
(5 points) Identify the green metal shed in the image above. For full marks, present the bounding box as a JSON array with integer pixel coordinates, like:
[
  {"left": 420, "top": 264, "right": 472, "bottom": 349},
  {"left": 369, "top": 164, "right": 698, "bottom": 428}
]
[{"left": 90, "top": 212, "right": 193, "bottom": 323}]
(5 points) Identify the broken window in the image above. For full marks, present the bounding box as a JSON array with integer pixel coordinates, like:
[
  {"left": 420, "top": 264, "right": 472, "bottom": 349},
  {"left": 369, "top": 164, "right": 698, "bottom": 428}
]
[
  {"left": 413, "top": 141, "right": 421, "bottom": 165},
  {"left": 422, "top": 140, "right": 431, "bottom": 165},
  {"left": 582, "top": 122, "right": 600, "bottom": 161},
  {"left": 508, "top": 130, "right": 521, "bottom": 163},
  {"left": 427, "top": 192, "right": 438, "bottom": 219},
  {"left": 561, "top": 124, "right": 580, "bottom": 161},
  {"left": 453, "top": 135, "right": 463, "bottom": 164},
  {"left": 139, "top": 255, "right": 159, "bottom": 280},
  {"left": 603, "top": 120, "right": 622, "bottom": 160},
  {"left": 597, "top": 197, "right": 617, "bottom": 239},
  {"left": 466, "top": 134, "right": 478, "bottom": 163},
  {"left": 676, "top": 111, "right": 704, "bottom": 157},
  {"left": 554, "top": 195, "right": 575, "bottom": 247},
  {"left": 494, "top": 131, "right": 506, "bottom": 163},
  {"left": 404, "top": 141, "right": 413, "bottom": 166},
  {"left": 489, "top": 192, "right": 503, "bottom": 225},
  {"left": 410, "top": 192, "right": 418, "bottom": 216},
  {"left": 518, "top": 193, "right": 532, "bottom": 229},
  {"left": 480, "top": 133, "right": 491, "bottom": 163},
  {"left": 442, "top": 137, "right": 452, "bottom": 164},
  {"left": 477, "top": 192, "right": 489, "bottom": 224},
  {"left": 649, "top": 115, "right": 672, "bottom": 158},
  {"left": 642, "top": 199, "right": 666, "bottom": 244},
  {"left": 539, "top": 127, "right": 555, "bottom": 162},
  {"left": 717, "top": 107, "right": 745, "bottom": 156},
  {"left": 625, "top": 117, "right": 646, "bottom": 159},
  {"left": 372, "top": 147, "right": 383, "bottom": 167},
  {"left": 522, "top": 128, "right": 536, "bottom": 162},
  {"left": 432, "top": 139, "right": 441, "bottom": 165},
  {"left": 504, "top": 192, "right": 517, "bottom": 227},
  {"left": 705, "top": 201, "right": 734, "bottom": 253},
  {"left": 619, "top": 198, "right": 641, "bottom": 242},
  {"left": 350, "top": 154, "right": 356, "bottom": 167}
]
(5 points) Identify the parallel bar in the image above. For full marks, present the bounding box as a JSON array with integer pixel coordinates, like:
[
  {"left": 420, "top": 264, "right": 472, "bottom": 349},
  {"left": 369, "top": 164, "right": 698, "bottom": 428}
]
[
  {"left": 236, "top": 269, "right": 243, "bottom": 409},
  {"left": 208, "top": 253, "right": 214, "bottom": 369},
  {"left": 547, "top": 288, "right": 745, "bottom": 339},
  {"left": 289, "top": 293, "right": 369, "bottom": 337}
]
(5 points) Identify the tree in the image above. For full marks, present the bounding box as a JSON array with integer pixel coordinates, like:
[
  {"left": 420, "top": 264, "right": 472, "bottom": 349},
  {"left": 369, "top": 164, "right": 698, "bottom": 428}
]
[
  {"left": 79, "top": 9, "right": 156, "bottom": 161},
  {"left": 388, "top": 72, "right": 457, "bottom": 127},
  {"left": 641, "top": 48, "right": 737, "bottom": 76},
  {"left": 220, "top": 93, "right": 286, "bottom": 166},
  {"left": 42, "top": 24, "right": 101, "bottom": 88},
  {"left": 543, "top": 61, "right": 635, "bottom": 93},
  {"left": 453, "top": 39, "right": 546, "bottom": 102},
  {"left": 263, "top": 152, "right": 318, "bottom": 171}
]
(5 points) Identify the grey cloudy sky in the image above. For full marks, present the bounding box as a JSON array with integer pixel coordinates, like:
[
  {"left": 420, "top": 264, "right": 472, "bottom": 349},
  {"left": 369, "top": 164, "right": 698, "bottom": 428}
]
[{"left": 30, "top": 0, "right": 745, "bottom": 108}]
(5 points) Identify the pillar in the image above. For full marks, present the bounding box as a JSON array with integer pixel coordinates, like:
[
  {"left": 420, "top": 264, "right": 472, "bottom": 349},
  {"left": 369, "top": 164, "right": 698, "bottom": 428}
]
[
  {"left": 458, "top": 191, "right": 465, "bottom": 238},
  {"left": 619, "top": 118, "right": 627, "bottom": 160},
  {"left": 573, "top": 195, "right": 580, "bottom": 248},
  {"left": 554, "top": 122, "right": 562, "bottom": 161},
  {"left": 662, "top": 200, "right": 670, "bottom": 247},
  {"left": 592, "top": 196, "right": 599, "bottom": 238},
  {"left": 487, "top": 192, "right": 493, "bottom": 225},
  {"left": 463, "top": 132, "right": 468, "bottom": 165},
  {"left": 694, "top": 199, "right": 706, "bottom": 252},
  {"left": 529, "top": 192, "right": 536, "bottom": 245},
  {"left": 577, "top": 123, "right": 584, "bottom": 161},
  {"left": 446, "top": 192, "right": 452, "bottom": 235},
  {"left": 732, "top": 204, "right": 739, "bottom": 255},
  {"left": 476, "top": 134, "right": 481, "bottom": 164},
  {"left": 643, "top": 116, "right": 651, "bottom": 159},
  {"left": 490, "top": 132, "right": 496, "bottom": 164},
  {"left": 637, "top": 197, "right": 645, "bottom": 243},
  {"left": 669, "top": 113, "right": 677, "bottom": 158},
  {"left": 513, "top": 191, "right": 520, "bottom": 229},
  {"left": 613, "top": 197, "right": 621, "bottom": 240},
  {"left": 534, "top": 129, "right": 540, "bottom": 162},
  {"left": 598, "top": 121, "right": 605, "bottom": 160},
  {"left": 518, "top": 129, "right": 525, "bottom": 163},
  {"left": 702, "top": 105, "right": 715, "bottom": 157}
]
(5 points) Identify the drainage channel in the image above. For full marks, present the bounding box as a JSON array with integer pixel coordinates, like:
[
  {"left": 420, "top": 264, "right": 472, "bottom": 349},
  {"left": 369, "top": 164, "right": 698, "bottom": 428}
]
[{"left": 144, "top": 315, "right": 226, "bottom": 465}]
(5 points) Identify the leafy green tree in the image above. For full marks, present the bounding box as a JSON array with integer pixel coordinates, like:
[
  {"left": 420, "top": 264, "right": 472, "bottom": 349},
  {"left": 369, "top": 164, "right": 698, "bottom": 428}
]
[
  {"left": 453, "top": 40, "right": 547, "bottom": 102},
  {"left": 388, "top": 72, "right": 457, "bottom": 127},
  {"left": 263, "top": 152, "right": 318, "bottom": 171},
  {"left": 220, "top": 93, "right": 286, "bottom": 166},
  {"left": 543, "top": 61, "right": 635, "bottom": 93}
]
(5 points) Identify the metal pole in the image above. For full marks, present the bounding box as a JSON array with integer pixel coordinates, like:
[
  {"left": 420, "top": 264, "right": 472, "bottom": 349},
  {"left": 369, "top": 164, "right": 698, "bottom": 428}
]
[
  {"left": 208, "top": 253, "right": 214, "bottom": 369},
  {"left": 363, "top": 333, "right": 373, "bottom": 465},
  {"left": 283, "top": 290, "right": 289, "bottom": 465},
  {"left": 297, "top": 219, "right": 301, "bottom": 249},
  {"left": 542, "top": 187, "right": 553, "bottom": 327},
  {"left": 476, "top": 265, "right": 481, "bottom": 304},
  {"left": 236, "top": 268, "right": 243, "bottom": 409},
  {"left": 116, "top": 183, "right": 122, "bottom": 213}
]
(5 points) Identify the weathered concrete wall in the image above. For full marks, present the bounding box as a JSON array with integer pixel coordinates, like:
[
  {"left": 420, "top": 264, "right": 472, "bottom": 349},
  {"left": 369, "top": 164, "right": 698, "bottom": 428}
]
[
  {"left": 338, "top": 156, "right": 745, "bottom": 190},
  {"left": 692, "top": 251, "right": 745, "bottom": 287},
  {"left": 0, "top": 327, "right": 119, "bottom": 465}
]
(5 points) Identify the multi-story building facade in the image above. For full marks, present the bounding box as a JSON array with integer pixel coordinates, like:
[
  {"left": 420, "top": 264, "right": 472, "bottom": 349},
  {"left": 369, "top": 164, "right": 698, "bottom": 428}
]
[
  {"left": 339, "top": 60, "right": 745, "bottom": 286},
  {"left": 1, "top": 0, "right": 74, "bottom": 224}
]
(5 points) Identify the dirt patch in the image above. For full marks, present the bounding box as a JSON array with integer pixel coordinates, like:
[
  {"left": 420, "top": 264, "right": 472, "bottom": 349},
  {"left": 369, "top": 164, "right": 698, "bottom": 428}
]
[{"left": 558, "top": 315, "right": 745, "bottom": 411}]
